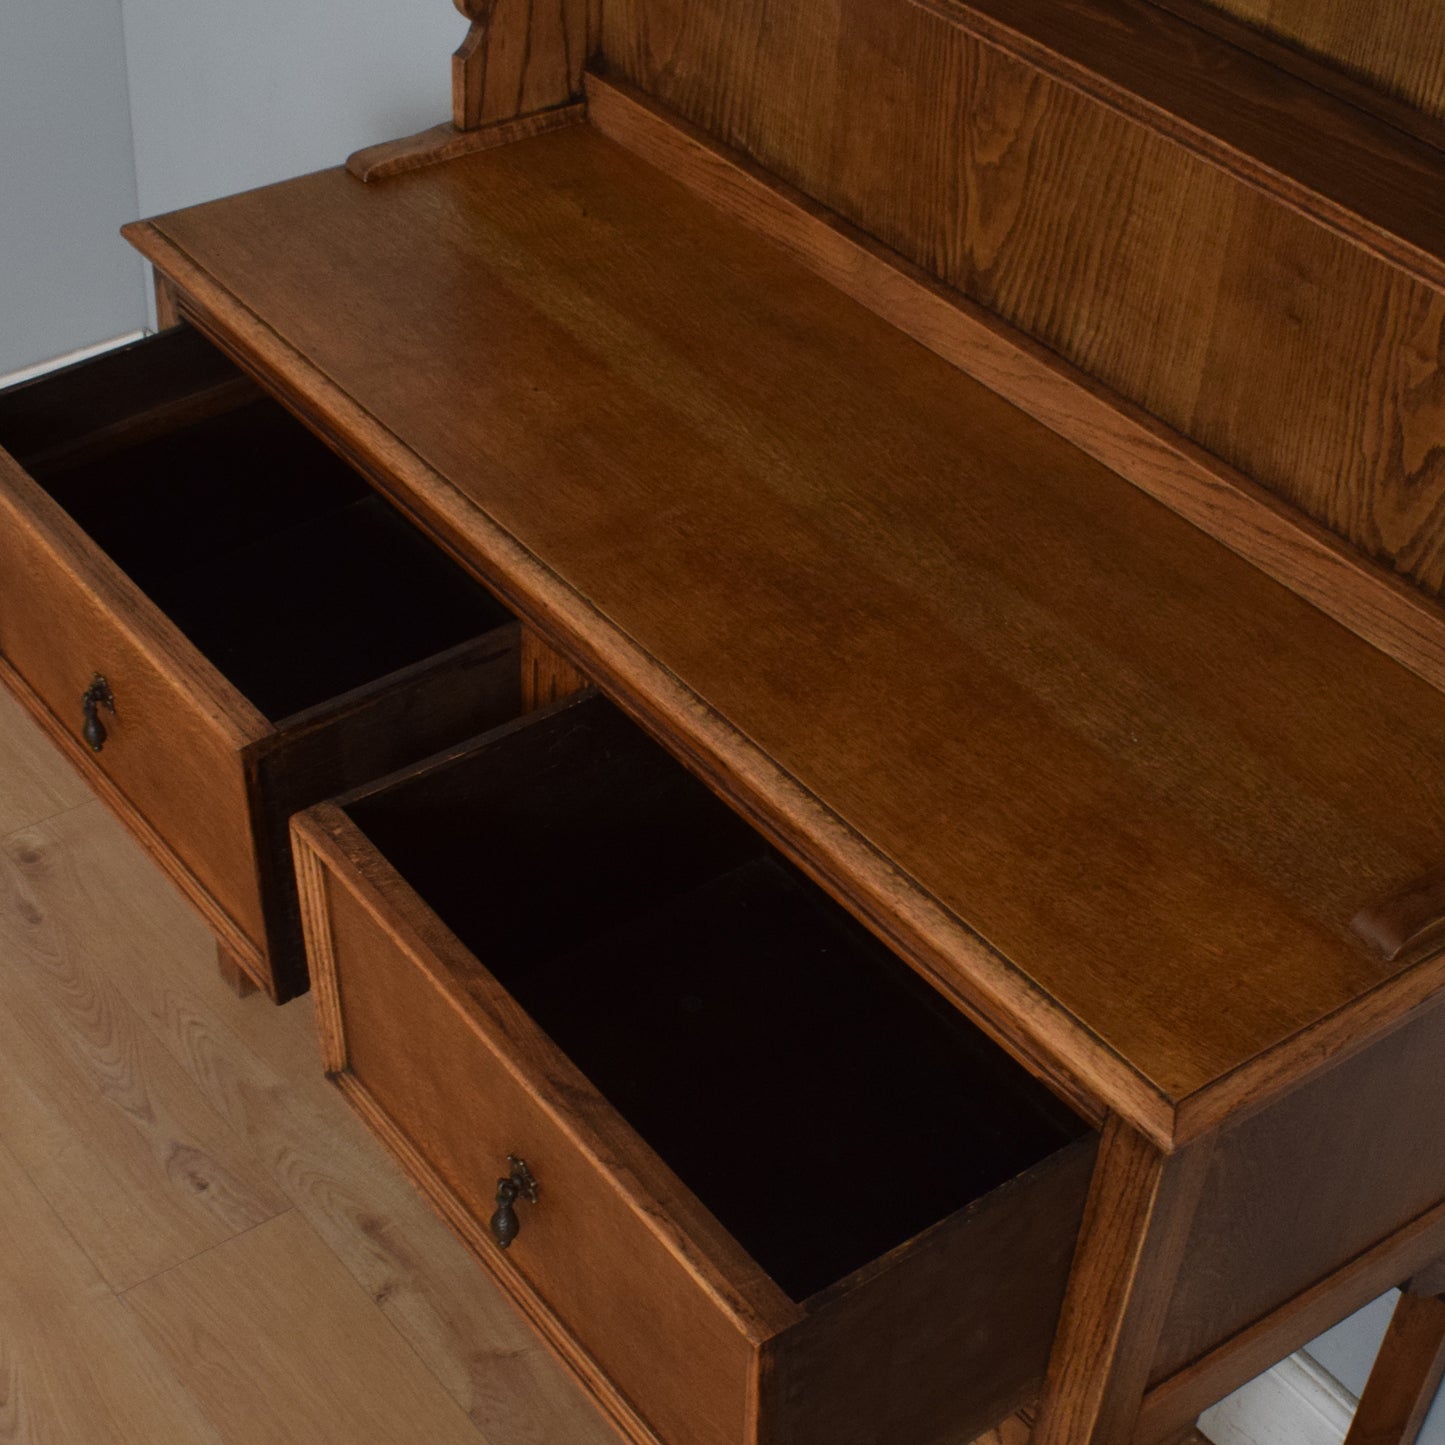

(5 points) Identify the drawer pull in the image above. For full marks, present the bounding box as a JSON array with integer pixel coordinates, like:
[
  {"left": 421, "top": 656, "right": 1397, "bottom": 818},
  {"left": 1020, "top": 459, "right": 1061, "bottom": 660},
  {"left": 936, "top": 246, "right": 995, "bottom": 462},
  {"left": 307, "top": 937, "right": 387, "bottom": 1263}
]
[
  {"left": 80, "top": 673, "right": 115, "bottom": 752},
  {"left": 489, "top": 1155, "right": 539, "bottom": 1250}
]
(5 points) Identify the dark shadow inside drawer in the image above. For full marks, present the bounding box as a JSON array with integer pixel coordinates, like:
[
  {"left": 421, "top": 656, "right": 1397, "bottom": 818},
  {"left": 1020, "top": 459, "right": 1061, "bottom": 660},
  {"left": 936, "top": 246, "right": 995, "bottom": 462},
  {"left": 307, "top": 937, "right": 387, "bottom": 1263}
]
[
  {"left": 1, "top": 328, "right": 509, "bottom": 721},
  {"left": 344, "top": 695, "right": 1088, "bottom": 1302}
]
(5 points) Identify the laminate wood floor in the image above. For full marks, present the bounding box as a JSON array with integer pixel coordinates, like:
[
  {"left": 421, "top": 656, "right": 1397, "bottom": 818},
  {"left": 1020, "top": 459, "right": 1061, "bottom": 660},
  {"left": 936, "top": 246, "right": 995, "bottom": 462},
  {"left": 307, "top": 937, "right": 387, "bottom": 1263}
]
[
  {"left": 0, "top": 685, "right": 615, "bottom": 1445},
  {"left": 0, "top": 684, "right": 1205, "bottom": 1445}
]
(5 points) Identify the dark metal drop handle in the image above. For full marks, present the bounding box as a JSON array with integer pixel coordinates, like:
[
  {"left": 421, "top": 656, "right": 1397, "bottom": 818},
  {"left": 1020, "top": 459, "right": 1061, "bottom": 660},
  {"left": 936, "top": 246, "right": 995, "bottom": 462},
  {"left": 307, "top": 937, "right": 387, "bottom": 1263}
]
[
  {"left": 489, "top": 1155, "right": 539, "bottom": 1250},
  {"left": 81, "top": 674, "right": 115, "bottom": 753}
]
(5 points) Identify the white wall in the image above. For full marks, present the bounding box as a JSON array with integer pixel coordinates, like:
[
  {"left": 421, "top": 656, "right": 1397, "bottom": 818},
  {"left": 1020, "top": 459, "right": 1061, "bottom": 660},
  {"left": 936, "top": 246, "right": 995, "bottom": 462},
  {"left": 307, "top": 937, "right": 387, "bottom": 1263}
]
[
  {"left": 1308, "top": 1292, "right": 1445, "bottom": 1442},
  {"left": 119, "top": 0, "right": 461, "bottom": 220},
  {"left": 0, "top": 0, "right": 147, "bottom": 375}
]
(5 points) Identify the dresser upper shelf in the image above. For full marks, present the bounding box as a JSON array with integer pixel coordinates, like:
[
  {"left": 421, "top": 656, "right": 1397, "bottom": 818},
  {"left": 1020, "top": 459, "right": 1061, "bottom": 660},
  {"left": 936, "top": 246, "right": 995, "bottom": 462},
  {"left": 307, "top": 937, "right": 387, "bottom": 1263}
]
[{"left": 124, "top": 116, "right": 1445, "bottom": 1146}]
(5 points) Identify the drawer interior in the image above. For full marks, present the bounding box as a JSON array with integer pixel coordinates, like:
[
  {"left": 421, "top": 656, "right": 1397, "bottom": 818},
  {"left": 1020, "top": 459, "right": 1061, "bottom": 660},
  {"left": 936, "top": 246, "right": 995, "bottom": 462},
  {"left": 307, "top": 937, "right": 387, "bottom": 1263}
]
[
  {"left": 345, "top": 697, "right": 1089, "bottom": 1302},
  {"left": 0, "top": 328, "right": 509, "bottom": 721}
]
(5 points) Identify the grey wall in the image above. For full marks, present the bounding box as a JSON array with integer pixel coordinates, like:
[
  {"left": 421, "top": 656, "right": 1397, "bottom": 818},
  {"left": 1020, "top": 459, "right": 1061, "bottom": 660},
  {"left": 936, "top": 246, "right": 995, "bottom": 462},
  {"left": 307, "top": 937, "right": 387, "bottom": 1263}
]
[
  {"left": 0, "top": 0, "right": 147, "bottom": 376},
  {"left": 120, "top": 0, "right": 461, "bottom": 220},
  {"left": 1, "top": 0, "right": 461, "bottom": 377}
]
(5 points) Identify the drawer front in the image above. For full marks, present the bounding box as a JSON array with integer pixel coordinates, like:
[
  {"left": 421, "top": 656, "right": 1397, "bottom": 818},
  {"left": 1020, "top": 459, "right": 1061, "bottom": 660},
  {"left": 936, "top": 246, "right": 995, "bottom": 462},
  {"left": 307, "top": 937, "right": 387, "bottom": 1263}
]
[
  {"left": 316, "top": 857, "right": 764, "bottom": 1445},
  {"left": 0, "top": 457, "right": 266, "bottom": 947}
]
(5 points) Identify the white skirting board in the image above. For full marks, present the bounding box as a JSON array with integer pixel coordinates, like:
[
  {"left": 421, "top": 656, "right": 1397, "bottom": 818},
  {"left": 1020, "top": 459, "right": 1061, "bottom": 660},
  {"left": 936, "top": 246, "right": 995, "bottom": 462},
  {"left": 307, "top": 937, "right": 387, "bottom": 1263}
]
[
  {"left": 1198, "top": 1353, "right": 1356, "bottom": 1445},
  {"left": 0, "top": 331, "right": 147, "bottom": 390}
]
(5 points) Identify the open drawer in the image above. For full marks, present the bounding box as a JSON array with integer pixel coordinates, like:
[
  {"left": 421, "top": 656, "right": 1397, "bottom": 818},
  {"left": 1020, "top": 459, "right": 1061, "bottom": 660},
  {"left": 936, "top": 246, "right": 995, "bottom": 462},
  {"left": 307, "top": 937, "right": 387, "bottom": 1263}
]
[
  {"left": 0, "top": 325, "right": 522, "bottom": 1000},
  {"left": 293, "top": 694, "right": 1097, "bottom": 1445}
]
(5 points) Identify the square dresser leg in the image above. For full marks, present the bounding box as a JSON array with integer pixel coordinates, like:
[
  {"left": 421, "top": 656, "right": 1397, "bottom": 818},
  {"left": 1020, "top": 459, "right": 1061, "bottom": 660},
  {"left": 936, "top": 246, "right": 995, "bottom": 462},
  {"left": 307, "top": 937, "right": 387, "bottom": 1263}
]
[
  {"left": 1344, "top": 1266, "right": 1445, "bottom": 1445},
  {"left": 1032, "top": 1118, "right": 1214, "bottom": 1445},
  {"left": 216, "top": 942, "right": 258, "bottom": 998}
]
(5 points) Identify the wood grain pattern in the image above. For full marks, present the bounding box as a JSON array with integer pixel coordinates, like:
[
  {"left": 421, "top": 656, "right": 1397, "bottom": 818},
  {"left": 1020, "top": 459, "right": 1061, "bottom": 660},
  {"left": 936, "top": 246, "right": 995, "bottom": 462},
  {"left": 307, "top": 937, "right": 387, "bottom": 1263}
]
[
  {"left": 0, "top": 452, "right": 269, "bottom": 948},
  {"left": 129, "top": 130, "right": 1445, "bottom": 1139},
  {"left": 347, "top": 105, "right": 587, "bottom": 182},
  {"left": 123, "top": 1210, "right": 486, "bottom": 1445},
  {"left": 519, "top": 624, "right": 590, "bottom": 710},
  {"left": 0, "top": 653, "right": 267, "bottom": 980},
  {"left": 586, "top": 73, "right": 1445, "bottom": 701},
  {"left": 1344, "top": 1286, "right": 1445, "bottom": 1445},
  {"left": 1032, "top": 1120, "right": 1212, "bottom": 1444},
  {"left": 0, "top": 812, "right": 288, "bottom": 1291},
  {"left": 1352, "top": 865, "right": 1445, "bottom": 963},
  {"left": 329, "top": 1066, "right": 665, "bottom": 1445},
  {"left": 245, "top": 628, "right": 523, "bottom": 1000},
  {"left": 599, "top": 0, "right": 1445, "bottom": 600},
  {"left": 1184, "top": 0, "right": 1445, "bottom": 125},
  {"left": 452, "top": 0, "right": 591, "bottom": 130},
  {"left": 763, "top": 1138, "right": 1097, "bottom": 1445},
  {"left": 0, "top": 693, "right": 619, "bottom": 1445},
  {"left": 0, "top": 1133, "right": 228, "bottom": 1444},
  {"left": 0, "top": 680, "right": 90, "bottom": 838},
  {"left": 153, "top": 271, "right": 183, "bottom": 331},
  {"left": 1156, "top": 990, "right": 1445, "bottom": 1381},
  {"left": 300, "top": 801, "right": 792, "bottom": 1445},
  {"left": 1139, "top": 1197, "right": 1445, "bottom": 1440},
  {"left": 216, "top": 941, "right": 259, "bottom": 997}
]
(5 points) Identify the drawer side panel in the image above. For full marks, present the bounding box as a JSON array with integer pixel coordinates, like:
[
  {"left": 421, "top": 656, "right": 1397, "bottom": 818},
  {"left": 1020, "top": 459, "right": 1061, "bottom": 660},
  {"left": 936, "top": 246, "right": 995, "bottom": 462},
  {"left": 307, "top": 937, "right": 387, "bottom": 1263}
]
[{"left": 763, "top": 1135, "right": 1096, "bottom": 1445}]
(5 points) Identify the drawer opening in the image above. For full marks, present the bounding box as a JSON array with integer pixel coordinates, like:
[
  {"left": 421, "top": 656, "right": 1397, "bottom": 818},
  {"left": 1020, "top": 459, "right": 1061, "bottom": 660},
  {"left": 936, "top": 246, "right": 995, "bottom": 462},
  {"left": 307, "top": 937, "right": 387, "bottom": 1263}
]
[
  {"left": 344, "top": 696, "right": 1089, "bottom": 1302},
  {"left": 0, "top": 328, "right": 510, "bottom": 721}
]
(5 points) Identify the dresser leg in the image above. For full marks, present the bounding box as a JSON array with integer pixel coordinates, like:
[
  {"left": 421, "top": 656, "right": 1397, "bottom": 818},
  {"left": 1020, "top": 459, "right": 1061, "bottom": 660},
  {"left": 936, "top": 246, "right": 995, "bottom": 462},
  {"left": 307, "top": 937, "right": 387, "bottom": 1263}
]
[
  {"left": 1032, "top": 1117, "right": 1214, "bottom": 1445},
  {"left": 216, "top": 943, "right": 258, "bottom": 998},
  {"left": 1343, "top": 1270, "right": 1445, "bottom": 1445}
]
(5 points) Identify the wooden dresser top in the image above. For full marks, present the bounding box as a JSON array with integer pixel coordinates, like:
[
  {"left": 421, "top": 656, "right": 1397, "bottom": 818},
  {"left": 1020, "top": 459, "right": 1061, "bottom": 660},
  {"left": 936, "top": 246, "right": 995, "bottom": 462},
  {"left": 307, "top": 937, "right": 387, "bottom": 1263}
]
[{"left": 126, "top": 120, "right": 1445, "bottom": 1143}]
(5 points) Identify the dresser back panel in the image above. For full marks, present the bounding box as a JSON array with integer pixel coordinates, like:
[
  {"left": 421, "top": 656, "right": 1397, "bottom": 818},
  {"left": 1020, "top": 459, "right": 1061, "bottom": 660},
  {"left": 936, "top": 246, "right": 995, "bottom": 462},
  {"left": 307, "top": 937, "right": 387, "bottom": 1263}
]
[{"left": 596, "top": 0, "right": 1445, "bottom": 602}]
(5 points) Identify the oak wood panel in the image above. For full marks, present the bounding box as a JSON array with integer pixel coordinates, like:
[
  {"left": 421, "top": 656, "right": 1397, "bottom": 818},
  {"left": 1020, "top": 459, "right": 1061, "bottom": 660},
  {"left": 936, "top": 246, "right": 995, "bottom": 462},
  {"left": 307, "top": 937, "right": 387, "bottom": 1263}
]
[
  {"left": 1032, "top": 1121, "right": 1213, "bottom": 1444},
  {"left": 0, "top": 1133, "right": 228, "bottom": 1444},
  {"left": 153, "top": 272, "right": 183, "bottom": 331},
  {"left": 329, "top": 1066, "right": 667, "bottom": 1445},
  {"left": 586, "top": 73, "right": 1445, "bottom": 701},
  {"left": 1156, "top": 991, "right": 1445, "bottom": 1379},
  {"left": 598, "top": 0, "right": 1445, "bottom": 600},
  {"left": 1187, "top": 0, "right": 1445, "bottom": 125},
  {"left": 763, "top": 1138, "right": 1097, "bottom": 1445},
  {"left": 0, "top": 813, "right": 289, "bottom": 1291},
  {"left": 130, "top": 130, "right": 1445, "bottom": 1133},
  {"left": 1345, "top": 1286, "right": 1445, "bottom": 1445},
  {"left": 0, "top": 451, "right": 269, "bottom": 948},
  {"left": 452, "top": 0, "right": 591, "bottom": 129},
  {"left": 1139, "top": 1197, "right": 1445, "bottom": 1440},
  {"left": 123, "top": 1210, "right": 488, "bottom": 1445},
  {"left": 0, "top": 654, "right": 267, "bottom": 977},
  {"left": 126, "top": 222, "right": 1153, "bottom": 1146},
  {"left": 301, "top": 803, "right": 794, "bottom": 1445}
]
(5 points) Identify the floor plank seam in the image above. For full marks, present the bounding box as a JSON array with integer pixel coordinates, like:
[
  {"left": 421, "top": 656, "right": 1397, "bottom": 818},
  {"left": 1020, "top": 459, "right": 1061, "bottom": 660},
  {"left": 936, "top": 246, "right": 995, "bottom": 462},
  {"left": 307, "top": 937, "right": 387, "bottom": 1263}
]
[
  {"left": 0, "top": 793, "right": 104, "bottom": 847},
  {"left": 113, "top": 1206, "right": 300, "bottom": 1298}
]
